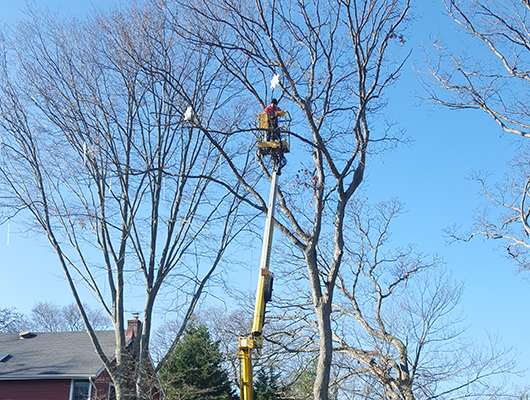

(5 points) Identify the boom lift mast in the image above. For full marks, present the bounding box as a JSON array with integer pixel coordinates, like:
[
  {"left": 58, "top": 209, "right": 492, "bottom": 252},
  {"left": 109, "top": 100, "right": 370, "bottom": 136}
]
[{"left": 238, "top": 111, "right": 290, "bottom": 400}]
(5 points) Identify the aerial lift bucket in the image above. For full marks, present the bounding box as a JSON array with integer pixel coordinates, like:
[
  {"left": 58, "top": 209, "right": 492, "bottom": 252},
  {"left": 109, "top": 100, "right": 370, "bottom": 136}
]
[{"left": 256, "top": 111, "right": 291, "bottom": 156}]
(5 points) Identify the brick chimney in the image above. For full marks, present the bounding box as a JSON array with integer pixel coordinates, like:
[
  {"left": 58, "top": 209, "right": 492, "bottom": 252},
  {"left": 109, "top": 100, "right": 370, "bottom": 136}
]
[{"left": 126, "top": 312, "right": 141, "bottom": 341}]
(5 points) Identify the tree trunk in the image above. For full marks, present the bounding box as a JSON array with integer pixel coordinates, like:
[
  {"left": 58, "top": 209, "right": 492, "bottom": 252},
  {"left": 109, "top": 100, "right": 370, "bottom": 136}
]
[{"left": 314, "top": 300, "right": 333, "bottom": 400}]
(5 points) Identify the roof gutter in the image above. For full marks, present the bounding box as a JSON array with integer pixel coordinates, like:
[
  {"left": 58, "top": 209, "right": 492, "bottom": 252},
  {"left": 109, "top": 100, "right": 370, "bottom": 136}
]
[{"left": 0, "top": 374, "right": 96, "bottom": 381}]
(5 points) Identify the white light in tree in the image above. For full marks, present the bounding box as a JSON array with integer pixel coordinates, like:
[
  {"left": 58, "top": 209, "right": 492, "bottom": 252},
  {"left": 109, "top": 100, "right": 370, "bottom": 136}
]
[
  {"left": 184, "top": 106, "right": 193, "bottom": 121},
  {"left": 270, "top": 74, "right": 280, "bottom": 89}
]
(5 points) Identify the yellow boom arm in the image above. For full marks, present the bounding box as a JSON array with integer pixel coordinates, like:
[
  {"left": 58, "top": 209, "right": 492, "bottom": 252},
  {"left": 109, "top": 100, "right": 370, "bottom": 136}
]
[{"left": 238, "top": 164, "right": 280, "bottom": 400}]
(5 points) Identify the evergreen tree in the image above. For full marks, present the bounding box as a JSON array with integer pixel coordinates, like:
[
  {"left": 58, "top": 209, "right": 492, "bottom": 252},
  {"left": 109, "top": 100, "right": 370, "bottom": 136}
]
[
  {"left": 286, "top": 360, "right": 317, "bottom": 400},
  {"left": 255, "top": 368, "right": 285, "bottom": 400},
  {"left": 159, "top": 324, "right": 236, "bottom": 400}
]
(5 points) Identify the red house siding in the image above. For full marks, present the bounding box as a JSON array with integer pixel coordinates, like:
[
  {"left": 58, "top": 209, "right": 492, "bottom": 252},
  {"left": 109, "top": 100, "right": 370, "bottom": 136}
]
[
  {"left": 91, "top": 369, "right": 162, "bottom": 400},
  {"left": 92, "top": 363, "right": 162, "bottom": 400},
  {"left": 0, "top": 379, "right": 71, "bottom": 400},
  {"left": 93, "top": 369, "right": 112, "bottom": 400}
]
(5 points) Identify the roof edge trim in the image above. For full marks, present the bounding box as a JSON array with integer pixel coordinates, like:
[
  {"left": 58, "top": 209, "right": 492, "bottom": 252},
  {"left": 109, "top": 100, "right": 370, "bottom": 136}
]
[{"left": 0, "top": 374, "right": 95, "bottom": 381}]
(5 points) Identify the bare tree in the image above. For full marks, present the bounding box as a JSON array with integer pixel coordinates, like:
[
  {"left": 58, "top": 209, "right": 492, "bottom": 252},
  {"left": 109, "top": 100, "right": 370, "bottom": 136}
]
[
  {"left": 422, "top": 0, "right": 530, "bottom": 273},
  {"left": 270, "top": 199, "right": 518, "bottom": 400},
  {"left": 332, "top": 199, "right": 517, "bottom": 400},
  {"left": 30, "top": 301, "right": 111, "bottom": 332},
  {"left": 0, "top": 307, "right": 29, "bottom": 333},
  {"left": 30, "top": 302, "right": 67, "bottom": 333},
  {"left": 424, "top": 0, "right": 530, "bottom": 138},
  {"left": 157, "top": 1, "right": 412, "bottom": 399},
  {"left": 0, "top": 4, "right": 250, "bottom": 399},
  {"left": 445, "top": 162, "right": 530, "bottom": 273}
]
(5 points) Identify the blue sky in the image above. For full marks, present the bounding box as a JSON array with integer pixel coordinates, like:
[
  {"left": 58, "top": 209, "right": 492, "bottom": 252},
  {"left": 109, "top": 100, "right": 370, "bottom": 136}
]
[{"left": 0, "top": 0, "right": 529, "bottom": 387}]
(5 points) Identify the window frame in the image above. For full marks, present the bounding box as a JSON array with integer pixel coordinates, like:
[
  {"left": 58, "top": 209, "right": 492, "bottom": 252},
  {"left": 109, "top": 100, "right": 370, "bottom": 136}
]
[
  {"left": 69, "top": 379, "right": 92, "bottom": 400},
  {"left": 108, "top": 383, "right": 116, "bottom": 400}
]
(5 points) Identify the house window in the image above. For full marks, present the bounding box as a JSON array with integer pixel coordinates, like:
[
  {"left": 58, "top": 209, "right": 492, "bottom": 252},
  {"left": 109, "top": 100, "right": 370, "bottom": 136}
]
[
  {"left": 108, "top": 384, "right": 116, "bottom": 400},
  {"left": 71, "top": 380, "right": 90, "bottom": 400}
]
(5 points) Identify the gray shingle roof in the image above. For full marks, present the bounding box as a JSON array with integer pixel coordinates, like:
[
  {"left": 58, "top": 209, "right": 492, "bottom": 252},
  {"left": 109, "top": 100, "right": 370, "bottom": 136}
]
[{"left": 0, "top": 331, "right": 116, "bottom": 379}]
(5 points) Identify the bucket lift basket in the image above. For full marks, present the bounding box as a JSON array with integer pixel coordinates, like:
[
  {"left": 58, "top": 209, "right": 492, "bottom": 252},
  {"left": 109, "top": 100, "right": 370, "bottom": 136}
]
[{"left": 256, "top": 111, "right": 291, "bottom": 156}]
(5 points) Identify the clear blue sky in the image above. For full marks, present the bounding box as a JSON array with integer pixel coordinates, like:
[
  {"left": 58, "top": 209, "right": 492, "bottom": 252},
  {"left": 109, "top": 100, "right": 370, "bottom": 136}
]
[{"left": 0, "top": 0, "right": 528, "bottom": 386}]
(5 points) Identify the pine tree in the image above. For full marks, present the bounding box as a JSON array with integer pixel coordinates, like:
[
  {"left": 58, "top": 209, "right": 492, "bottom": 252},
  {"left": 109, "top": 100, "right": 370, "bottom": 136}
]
[
  {"left": 159, "top": 324, "right": 236, "bottom": 400},
  {"left": 286, "top": 360, "right": 317, "bottom": 400},
  {"left": 255, "top": 368, "right": 285, "bottom": 400}
]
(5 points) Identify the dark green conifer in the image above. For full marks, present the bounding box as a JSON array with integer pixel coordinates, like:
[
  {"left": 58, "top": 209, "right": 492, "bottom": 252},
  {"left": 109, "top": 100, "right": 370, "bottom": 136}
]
[
  {"left": 159, "top": 324, "right": 236, "bottom": 400},
  {"left": 254, "top": 368, "right": 286, "bottom": 400}
]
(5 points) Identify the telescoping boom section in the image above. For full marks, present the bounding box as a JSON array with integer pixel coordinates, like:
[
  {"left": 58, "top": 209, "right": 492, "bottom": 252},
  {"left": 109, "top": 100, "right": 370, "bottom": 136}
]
[
  {"left": 238, "top": 111, "right": 289, "bottom": 400},
  {"left": 238, "top": 170, "right": 278, "bottom": 400}
]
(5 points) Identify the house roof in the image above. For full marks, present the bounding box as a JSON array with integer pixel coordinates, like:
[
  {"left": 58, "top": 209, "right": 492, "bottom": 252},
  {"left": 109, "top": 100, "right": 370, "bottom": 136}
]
[{"left": 0, "top": 330, "right": 116, "bottom": 380}]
